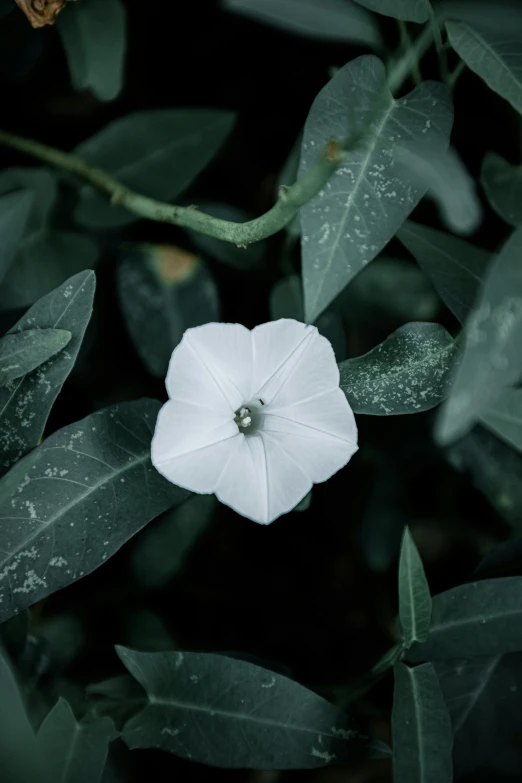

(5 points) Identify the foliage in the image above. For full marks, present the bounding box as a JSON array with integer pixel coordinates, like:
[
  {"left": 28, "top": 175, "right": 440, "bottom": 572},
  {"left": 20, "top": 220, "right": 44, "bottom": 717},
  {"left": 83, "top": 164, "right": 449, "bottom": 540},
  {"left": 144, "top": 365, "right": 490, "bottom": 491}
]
[{"left": 1, "top": 0, "right": 522, "bottom": 780}]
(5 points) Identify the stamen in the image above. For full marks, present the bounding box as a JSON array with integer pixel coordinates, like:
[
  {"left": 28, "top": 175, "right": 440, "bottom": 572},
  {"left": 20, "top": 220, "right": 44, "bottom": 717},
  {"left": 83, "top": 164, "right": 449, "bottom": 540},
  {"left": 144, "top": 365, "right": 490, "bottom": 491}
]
[{"left": 235, "top": 406, "right": 252, "bottom": 428}]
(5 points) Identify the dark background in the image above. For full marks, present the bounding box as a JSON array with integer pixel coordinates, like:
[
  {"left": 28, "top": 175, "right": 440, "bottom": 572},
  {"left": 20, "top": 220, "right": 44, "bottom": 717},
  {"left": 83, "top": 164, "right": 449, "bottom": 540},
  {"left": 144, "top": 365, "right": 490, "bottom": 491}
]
[{"left": 0, "top": 1, "right": 520, "bottom": 781}]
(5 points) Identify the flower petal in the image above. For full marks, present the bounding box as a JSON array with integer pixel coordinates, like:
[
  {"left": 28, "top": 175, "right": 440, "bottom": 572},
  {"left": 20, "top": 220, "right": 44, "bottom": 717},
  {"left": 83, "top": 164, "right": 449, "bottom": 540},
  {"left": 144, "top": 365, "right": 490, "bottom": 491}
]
[
  {"left": 216, "top": 433, "right": 311, "bottom": 524},
  {"left": 152, "top": 411, "right": 242, "bottom": 494},
  {"left": 151, "top": 399, "right": 237, "bottom": 468},
  {"left": 250, "top": 319, "right": 317, "bottom": 404},
  {"left": 266, "top": 388, "right": 357, "bottom": 445},
  {"left": 172, "top": 323, "right": 252, "bottom": 411},
  {"left": 262, "top": 400, "right": 358, "bottom": 483},
  {"left": 251, "top": 320, "right": 341, "bottom": 409}
]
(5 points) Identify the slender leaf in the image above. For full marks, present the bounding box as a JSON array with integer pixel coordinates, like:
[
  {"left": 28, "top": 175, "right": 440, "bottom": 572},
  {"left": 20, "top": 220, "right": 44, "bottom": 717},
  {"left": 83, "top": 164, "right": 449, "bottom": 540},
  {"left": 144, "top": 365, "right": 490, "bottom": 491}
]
[
  {"left": 56, "top": 0, "right": 126, "bottom": 102},
  {"left": 222, "top": 0, "right": 382, "bottom": 46},
  {"left": 481, "top": 151, "right": 522, "bottom": 227},
  {"left": 446, "top": 20, "right": 522, "bottom": 116},
  {"left": 394, "top": 143, "right": 482, "bottom": 235},
  {"left": 0, "top": 190, "right": 33, "bottom": 286},
  {"left": 117, "top": 646, "right": 388, "bottom": 769},
  {"left": 74, "top": 110, "right": 236, "bottom": 228},
  {"left": 130, "top": 494, "right": 216, "bottom": 589},
  {"left": 339, "top": 322, "right": 457, "bottom": 415},
  {"left": 0, "top": 329, "right": 71, "bottom": 386},
  {"left": 300, "top": 55, "right": 453, "bottom": 322},
  {"left": 398, "top": 527, "right": 432, "bottom": 647},
  {"left": 117, "top": 243, "right": 220, "bottom": 378},
  {"left": 408, "top": 577, "right": 522, "bottom": 661},
  {"left": 436, "top": 652, "right": 522, "bottom": 778},
  {"left": 36, "top": 698, "right": 115, "bottom": 783},
  {"left": 398, "top": 220, "right": 491, "bottom": 324},
  {"left": 0, "top": 398, "right": 190, "bottom": 621},
  {"left": 352, "top": 0, "right": 429, "bottom": 22},
  {"left": 392, "top": 662, "right": 453, "bottom": 783},
  {"left": 0, "top": 645, "right": 44, "bottom": 783},
  {"left": 0, "top": 231, "right": 99, "bottom": 311},
  {"left": 437, "top": 227, "right": 522, "bottom": 445},
  {"left": 481, "top": 387, "right": 522, "bottom": 452},
  {"left": 0, "top": 272, "right": 95, "bottom": 470}
]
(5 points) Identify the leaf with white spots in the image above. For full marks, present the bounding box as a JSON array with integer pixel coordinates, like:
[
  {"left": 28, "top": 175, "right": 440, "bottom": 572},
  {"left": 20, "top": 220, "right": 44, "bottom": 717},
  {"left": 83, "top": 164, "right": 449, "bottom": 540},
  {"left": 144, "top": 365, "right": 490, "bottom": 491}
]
[
  {"left": 222, "top": 0, "right": 382, "bottom": 47},
  {"left": 398, "top": 220, "right": 491, "bottom": 325},
  {"left": 36, "top": 698, "right": 115, "bottom": 783},
  {"left": 408, "top": 577, "right": 522, "bottom": 661},
  {"left": 436, "top": 226, "right": 522, "bottom": 445},
  {"left": 446, "top": 20, "right": 522, "bottom": 116},
  {"left": 398, "top": 527, "right": 432, "bottom": 648},
  {"left": 481, "top": 152, "right": 522, "bottom": 227},
  {"left": 300, "top": 55, "right": 453, "bottom": 322},
  {"left": 392, "top": 662, "right": 453, "bottom": 783},
  {"left": 116, "top": 646, "right": 389, "bottom": 769},
  {"left": 0, "top": 272, "right": 95, "bottom": 470},
  {"left": 0, "top": 330, "right": 71, "bottom": 387},
  {"left": 352, "top": 0, "right": 429, "bottom": 23},
  {"left": 0, "top": 398, "right": 190, "bottom": 622},
  {"left": 339, "top": 322, "right": 457, "bottom": 415}
]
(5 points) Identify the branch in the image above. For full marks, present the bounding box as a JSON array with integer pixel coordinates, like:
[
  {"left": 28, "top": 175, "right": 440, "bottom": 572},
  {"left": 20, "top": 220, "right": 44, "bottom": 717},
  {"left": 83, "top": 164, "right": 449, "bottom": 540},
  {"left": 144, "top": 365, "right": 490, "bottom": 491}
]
[{"left": 0, "top": 128, "right": 353, "bottom": 246}]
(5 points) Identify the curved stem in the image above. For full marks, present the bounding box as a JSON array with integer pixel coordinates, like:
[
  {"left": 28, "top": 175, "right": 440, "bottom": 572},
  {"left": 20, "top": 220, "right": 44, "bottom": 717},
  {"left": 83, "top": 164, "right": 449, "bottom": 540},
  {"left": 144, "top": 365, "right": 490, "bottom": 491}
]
[{"left": 0, "top": 128, "right": 351, "bottom": 246}]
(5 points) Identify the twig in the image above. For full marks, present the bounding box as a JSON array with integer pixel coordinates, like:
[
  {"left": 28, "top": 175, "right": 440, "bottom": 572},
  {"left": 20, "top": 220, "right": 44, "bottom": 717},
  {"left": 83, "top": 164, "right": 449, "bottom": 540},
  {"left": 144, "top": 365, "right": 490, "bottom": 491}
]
[{"left": 0, "top": 129, "right": 354, "bottom": 246}]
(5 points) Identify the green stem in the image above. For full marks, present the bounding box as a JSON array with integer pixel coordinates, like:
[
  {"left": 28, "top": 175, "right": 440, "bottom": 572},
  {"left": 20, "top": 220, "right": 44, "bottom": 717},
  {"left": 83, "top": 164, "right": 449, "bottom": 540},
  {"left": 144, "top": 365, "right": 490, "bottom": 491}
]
[
  {"left": 398, "top": 20, "right": 422, "bottom": 86},
  {"left": 387, "top": 24, "right": 433, "bottom": 94}
]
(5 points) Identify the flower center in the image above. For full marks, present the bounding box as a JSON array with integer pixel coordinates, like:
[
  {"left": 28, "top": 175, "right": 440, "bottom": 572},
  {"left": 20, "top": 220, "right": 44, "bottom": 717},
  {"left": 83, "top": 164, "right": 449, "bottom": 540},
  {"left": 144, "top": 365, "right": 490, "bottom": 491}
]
[{"left": 234, "top": 406, "right": 252, "bottom": 428}]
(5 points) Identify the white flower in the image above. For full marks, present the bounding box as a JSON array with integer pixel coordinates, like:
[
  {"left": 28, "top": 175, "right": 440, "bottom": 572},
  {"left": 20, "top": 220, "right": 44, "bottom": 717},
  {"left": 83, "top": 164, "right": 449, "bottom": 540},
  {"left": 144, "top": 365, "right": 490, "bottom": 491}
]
[{"left": 151, "top": 319, "right": 358, "bottom": 524}]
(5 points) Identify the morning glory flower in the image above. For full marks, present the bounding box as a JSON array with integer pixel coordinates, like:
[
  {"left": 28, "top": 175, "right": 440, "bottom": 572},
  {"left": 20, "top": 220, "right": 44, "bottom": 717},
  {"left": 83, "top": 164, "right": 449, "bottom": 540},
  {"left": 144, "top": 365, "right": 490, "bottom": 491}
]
[{"left": 151, "top": 319, "right": 358, "bottom": 524}]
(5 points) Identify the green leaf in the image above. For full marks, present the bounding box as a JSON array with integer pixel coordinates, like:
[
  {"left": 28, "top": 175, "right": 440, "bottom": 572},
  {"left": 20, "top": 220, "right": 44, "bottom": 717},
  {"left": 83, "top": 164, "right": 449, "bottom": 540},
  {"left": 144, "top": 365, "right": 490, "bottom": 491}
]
[
  {"left": 0, "top": 271, "right": 95, "bottom": 470},
  {"left": 0, "top": 190, "right": 33, "bottom": 286},
  {"left": 0, "top": 645, "right": 44, "bottom": 783},
  {"left": 0, "top": 231, "right": 99, "bottom": 311},
  {"left": 186, "top": 202, "right": 266, "bottom": 269},
  {"left": 393, "top": 144, "right": 482, "bottom": 236},
  {"left": 398, "top": 220, "right": 491, "bottom": 325},
  {"left": 447, "top": 425, "right": 522, "bottom": 529},
  {"left": 480, "top": 387, "right": 522, "bottom": 452},
  {"left": 446, "top": 20, "right": 522, "bottom": 116},
  {"left": 56, "top": 0, "right": 126, "bottom": 102},
  {"left": 436, "top": 227, "right": 522, "bottom": 445},
  {"left": 398, "top": 527, "right": 432, "bottom": 648},
  {"left": 74, "top": 110, "right": 236, "bottom": 229},
  {"left": 0, "top": 398, "right": 190, "bottom": 622},
  {"left": 481, "top": 152, "right": 522, "bottom": 227},
  {"left": 0, "top": 168, "right": 55, "bottom": 240},
  {"left": 223, "top": 0, "right": 382, "bottom": 46},
  {"left": 436, "top": 652, "right": 522, "bottom": 778},
  {"left": 408, "top": 577, "right": 522, "bottom": 661},
  {"left": 339, "top": 322, "right": 457, "bottom": 415},
  {"left": 392, "top": 662, "right": 453, "bottom": 783},
  {"left": 270, "top": 275, "right": 346, "bottom": 361},
  {"left": 130, "top": 494, "right": 216, "bottom": 589},
  {"left": 117, "top": 243, "right": 220, "bottom": 378},
  {"left": 352, "top": 0, "right": 429, "bottom": 22},
  {"left": 300, "top": 55, "right": 453, "bottom": 322},
  {"left": 36, "top": 699, "right": 115, "bottom": 783},
  {"left": 0, "top": 329, "right": 71, "bottom": 386},
  {"left": 339, "top": 255, "right": 440, "bottom": 326},
  {"left": 116, "top": 646, "right": 387, "bottom": 769}
]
